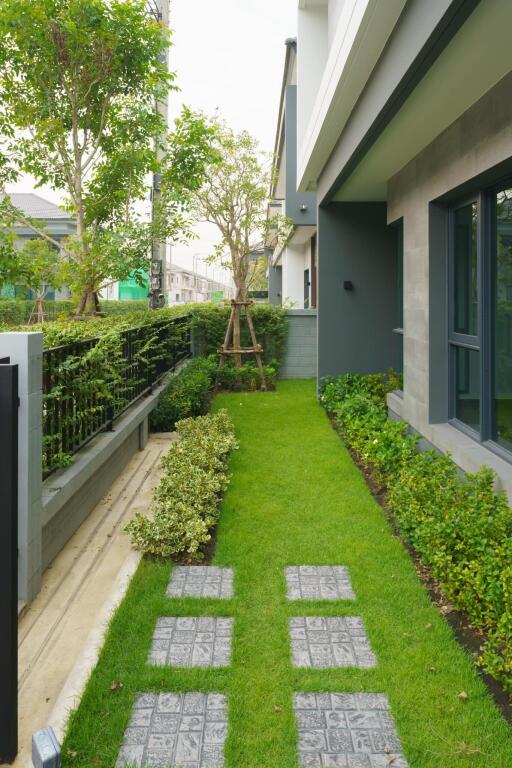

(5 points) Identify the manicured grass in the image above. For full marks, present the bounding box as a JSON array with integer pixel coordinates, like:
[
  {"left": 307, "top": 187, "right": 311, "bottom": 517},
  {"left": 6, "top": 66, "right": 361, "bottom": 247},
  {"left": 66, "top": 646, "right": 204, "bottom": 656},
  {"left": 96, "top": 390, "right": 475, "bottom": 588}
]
[{"left": 62, "top": 380, "right": 512, "bottom": 767}]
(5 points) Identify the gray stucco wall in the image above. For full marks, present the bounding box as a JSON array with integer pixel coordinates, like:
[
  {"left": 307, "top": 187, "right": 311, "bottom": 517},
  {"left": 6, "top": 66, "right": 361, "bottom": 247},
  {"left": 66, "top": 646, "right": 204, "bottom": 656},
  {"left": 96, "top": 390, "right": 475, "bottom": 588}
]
[
  {"left": 280, "top": 309, "right": 317, "bottom": 379},
  {"left": 268, "top": 264, "right": 283, "bottom": 305},
  {"left": 317, "top": 202, "right": 399, "bottom": 379},
  {"left": 285, "top": 86, "right": 317, "bottom": 225}
]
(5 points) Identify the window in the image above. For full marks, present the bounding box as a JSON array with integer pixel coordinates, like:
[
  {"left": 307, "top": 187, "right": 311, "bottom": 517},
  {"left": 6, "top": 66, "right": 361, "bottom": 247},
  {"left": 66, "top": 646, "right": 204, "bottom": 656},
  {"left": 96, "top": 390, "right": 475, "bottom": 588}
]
[
  {"left": 449, "top": 200, "right": 480, "bottom": 434},
  {"left": 448, "top": 184, "right": 512, "bottom": 457},
  {"left": 391, "top": 219, "right": 404, "bottom": 376}
]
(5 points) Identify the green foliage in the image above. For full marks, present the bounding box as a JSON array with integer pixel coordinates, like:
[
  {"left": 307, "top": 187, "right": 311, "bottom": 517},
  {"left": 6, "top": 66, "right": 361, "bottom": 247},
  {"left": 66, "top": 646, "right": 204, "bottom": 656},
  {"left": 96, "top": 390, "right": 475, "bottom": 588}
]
[
  {"left": 149, "top": 356, "right": 217, "bottom": 432},
  {"left": 320, "top": 372, "right": 512, "bottom": 691},
  {"left": 0, "top": 0, "right": 216, "bottom": 312},
  {"left": 191, "top": 303, "right": 288, "bottom": 366},
  {"left": 125, "top": 409, "right": 237, "bottom": 558},
  {"left": 150, "top": 354, "right": 278, "bottom": 433},
  {"left": 0, "top": 298, "right": 75, "bottom": 326}
]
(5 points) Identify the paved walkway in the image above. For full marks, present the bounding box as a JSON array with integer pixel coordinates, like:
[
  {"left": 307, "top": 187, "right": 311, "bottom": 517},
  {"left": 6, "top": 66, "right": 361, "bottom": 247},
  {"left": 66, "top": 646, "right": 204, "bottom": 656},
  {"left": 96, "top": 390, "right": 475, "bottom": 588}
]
[{"left": 7, "top": 434, "right": 174, "bottom": 768}]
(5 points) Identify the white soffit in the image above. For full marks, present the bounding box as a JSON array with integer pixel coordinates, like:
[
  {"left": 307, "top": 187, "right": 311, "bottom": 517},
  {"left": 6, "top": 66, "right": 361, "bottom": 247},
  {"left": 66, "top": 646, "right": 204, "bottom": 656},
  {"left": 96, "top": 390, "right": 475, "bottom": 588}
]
[
  {"left": 297, "top": 0, "right": 407, "bottom": 191},
  {"left": 333, "top": 0, "right": 512, "bottom": 201}
]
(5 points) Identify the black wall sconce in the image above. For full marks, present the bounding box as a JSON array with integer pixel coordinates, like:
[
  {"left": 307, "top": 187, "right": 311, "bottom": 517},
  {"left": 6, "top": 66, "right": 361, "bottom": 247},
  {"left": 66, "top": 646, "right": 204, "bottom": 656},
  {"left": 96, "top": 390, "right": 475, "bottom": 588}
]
[{"left": 343, "top": 280, "right": 354, "bottom": 291}]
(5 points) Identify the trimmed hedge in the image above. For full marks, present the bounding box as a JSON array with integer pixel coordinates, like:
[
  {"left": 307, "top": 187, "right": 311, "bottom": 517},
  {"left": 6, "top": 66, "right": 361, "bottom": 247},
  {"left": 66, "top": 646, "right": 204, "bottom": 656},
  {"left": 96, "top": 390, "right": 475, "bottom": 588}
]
[
  {"left": 320, "top": 372, "right": 512, "bottom": 691},
  {"left": 0, "top": 298, "right": 75, "bottom": 326},
  {"left": 191, "top": 303, "right": 288, "bottom": 366},
  {"left": 125, "top": 409, "right": 237, "bottom": 558},
  {"left": 150, "top": 355, "right": 278, "bottom": 432}
]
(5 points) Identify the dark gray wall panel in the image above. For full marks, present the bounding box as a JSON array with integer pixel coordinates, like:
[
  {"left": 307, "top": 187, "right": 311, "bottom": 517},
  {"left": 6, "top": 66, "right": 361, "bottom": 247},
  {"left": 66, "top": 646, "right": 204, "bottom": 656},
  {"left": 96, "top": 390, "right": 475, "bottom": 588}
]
[
  {"left": 317, "top": 202, "right": 399, "bottom": 378},
  {"left": 285, "top": 86, "right": 317, "bottom": 225}
]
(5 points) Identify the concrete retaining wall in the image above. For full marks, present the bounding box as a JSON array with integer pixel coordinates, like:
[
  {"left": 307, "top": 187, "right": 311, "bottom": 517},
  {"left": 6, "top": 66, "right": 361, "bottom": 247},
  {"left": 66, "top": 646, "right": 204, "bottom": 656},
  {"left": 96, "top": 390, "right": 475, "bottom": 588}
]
[{"left": 280, "top": 309, "right": 317, "bottom": 379}]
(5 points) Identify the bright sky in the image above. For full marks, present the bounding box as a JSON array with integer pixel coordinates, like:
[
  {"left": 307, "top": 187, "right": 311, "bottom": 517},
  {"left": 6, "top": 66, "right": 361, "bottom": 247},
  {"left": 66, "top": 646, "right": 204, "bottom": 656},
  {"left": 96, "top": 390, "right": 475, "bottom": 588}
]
[
  {"left": 168, "top": 0, "right": 297, "bottom": 279},
  {"left": 7, "top": 0, "right": 297, "bottom": 283}
]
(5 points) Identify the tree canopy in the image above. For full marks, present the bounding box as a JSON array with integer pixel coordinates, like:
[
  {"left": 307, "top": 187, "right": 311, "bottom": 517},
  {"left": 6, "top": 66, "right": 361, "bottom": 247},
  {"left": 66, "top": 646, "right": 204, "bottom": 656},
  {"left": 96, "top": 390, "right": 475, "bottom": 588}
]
[{"left": 0, "top": 0, "right": 215, "bottom": 314}]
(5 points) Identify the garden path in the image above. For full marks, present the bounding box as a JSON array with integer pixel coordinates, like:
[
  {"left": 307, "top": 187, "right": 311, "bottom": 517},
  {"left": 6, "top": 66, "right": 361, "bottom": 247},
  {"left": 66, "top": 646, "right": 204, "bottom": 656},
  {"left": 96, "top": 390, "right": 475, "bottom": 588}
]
[{"left": 63, "top": 381, "right": 512, "bottom": 768}]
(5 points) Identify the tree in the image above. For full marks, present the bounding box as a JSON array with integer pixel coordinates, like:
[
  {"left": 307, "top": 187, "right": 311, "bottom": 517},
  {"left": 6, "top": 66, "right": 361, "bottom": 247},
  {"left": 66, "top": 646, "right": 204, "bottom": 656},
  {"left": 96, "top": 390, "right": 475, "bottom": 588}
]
[
  {"left": 189, "top": 122, "right": 290, "bottom": 385},
  {"left": 0, "top": 0, "right": 213, "bottom": 315}
]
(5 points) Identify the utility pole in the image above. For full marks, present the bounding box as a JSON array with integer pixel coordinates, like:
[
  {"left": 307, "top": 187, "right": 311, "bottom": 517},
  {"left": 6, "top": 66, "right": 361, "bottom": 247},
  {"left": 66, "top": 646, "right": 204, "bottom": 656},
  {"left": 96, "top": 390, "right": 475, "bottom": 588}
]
[{"left": 147, "top": 0, "right": 170, "bottom": 309}]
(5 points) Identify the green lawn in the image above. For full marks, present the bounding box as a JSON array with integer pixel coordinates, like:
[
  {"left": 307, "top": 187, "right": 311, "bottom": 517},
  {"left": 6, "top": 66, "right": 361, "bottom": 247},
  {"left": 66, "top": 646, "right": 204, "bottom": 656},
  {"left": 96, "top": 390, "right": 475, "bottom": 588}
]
[{"left": 62, "top": 380, "right": 512, "bottom": 767}]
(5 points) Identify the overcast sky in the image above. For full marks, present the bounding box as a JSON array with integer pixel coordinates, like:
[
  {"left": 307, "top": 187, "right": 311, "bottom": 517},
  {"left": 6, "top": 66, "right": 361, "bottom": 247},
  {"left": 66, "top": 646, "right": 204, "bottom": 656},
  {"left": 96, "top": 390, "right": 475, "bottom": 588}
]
[{"left": 8, "top": 0, "right": 297, "bottom": 282}]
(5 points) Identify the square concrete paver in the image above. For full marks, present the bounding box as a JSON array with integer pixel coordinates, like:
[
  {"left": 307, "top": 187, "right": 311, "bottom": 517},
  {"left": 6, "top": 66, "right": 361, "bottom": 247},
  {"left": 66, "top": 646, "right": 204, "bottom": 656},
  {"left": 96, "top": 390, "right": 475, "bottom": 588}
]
[
  {"left": 290, "top": 617, "right": 377, "bottom": 669},
  {"left": 166, "top": 567, "right": 234, "bottom": 599},
  {"left": 148, "top": 617, "right": 234, "bottom": 668},
  {"left": 116, "top": 692, "right": 228, "bottom": 768},
  {"left": 294, "top": 692, "right": 409, "bottom": 767},
  {"left": 286, "top": 567, "right": 355, "bottom": 601}
]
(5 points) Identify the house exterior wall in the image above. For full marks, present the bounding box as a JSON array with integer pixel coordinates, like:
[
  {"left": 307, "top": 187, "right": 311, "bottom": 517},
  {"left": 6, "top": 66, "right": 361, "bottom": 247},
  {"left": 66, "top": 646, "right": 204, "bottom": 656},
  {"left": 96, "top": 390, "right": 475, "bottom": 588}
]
[
  {"left": 317, "top": 202, "right": 399, "bottom": 378},
  {"left": 387, "top": 70, "right": 512, "bottom": 498},
  {"left": 282, "top": 243, "right": 307, "bottom": 307}
]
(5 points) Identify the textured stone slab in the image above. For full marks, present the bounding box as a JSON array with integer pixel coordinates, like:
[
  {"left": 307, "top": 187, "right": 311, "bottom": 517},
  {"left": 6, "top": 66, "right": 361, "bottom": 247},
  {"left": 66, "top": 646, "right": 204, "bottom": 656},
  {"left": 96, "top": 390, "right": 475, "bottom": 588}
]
[
  {"left": 286, "top": 567, "right": 355, "bottom": 601},
  {"left": 148, "top": 617, "right": 234, "bottom": 668},
  {"left": 116, "top": 692, "right": 228, "bottom": 768},
  {"left": 166, "top": 567, "right": 234, "bottom": 599},
  {"left": 290, "top": 617, "right": 377, "bottom": 669},
  {"left": 294, "top": 692, "right": 408, "bottom": 767}
]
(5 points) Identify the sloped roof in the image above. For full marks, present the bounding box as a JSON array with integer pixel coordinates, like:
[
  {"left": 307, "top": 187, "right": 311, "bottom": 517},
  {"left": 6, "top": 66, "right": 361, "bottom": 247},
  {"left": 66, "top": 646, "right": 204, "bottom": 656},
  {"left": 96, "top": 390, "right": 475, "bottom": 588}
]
[{"left": 6, "top": 193, "right": 74, "bottom": 221}]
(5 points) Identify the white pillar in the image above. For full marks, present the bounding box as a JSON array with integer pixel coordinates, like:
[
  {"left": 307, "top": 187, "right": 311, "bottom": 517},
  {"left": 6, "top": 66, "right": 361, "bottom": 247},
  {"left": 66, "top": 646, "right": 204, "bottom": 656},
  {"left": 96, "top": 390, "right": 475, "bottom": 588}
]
[{"left": 0, "top": 332, "right": 43, "bottom": 603}]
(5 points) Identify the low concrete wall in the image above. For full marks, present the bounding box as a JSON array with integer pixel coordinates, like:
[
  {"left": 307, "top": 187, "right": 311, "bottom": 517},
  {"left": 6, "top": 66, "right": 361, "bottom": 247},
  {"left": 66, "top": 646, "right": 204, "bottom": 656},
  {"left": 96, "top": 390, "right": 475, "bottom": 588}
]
[{"left": 280, "top": 309, "right": 317, "bottom": 379}]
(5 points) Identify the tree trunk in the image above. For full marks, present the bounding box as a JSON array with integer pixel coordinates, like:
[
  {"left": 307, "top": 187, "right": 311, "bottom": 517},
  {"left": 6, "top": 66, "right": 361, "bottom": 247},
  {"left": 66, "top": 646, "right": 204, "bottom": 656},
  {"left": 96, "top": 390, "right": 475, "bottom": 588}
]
[
  {"left": 75, "top": 287, "right": 98, "bottom": 317},
  {"left": 233, "top": 299, "right": 242, "bottom": 369}
]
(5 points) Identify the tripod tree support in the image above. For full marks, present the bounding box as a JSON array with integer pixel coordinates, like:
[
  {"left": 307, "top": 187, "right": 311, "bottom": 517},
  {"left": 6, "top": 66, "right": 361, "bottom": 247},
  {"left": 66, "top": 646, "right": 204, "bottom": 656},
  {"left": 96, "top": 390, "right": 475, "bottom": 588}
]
[{"left": 217, "top": 295, "right": 266, "bottom": 390}]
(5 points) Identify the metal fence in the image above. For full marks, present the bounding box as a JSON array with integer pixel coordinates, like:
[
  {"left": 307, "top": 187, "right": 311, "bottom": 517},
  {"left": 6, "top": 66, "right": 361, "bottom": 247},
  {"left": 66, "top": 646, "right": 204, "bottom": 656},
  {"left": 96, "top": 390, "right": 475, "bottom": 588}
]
[{"left": 42, "top": 315, "right": 191, "bottom": 477}]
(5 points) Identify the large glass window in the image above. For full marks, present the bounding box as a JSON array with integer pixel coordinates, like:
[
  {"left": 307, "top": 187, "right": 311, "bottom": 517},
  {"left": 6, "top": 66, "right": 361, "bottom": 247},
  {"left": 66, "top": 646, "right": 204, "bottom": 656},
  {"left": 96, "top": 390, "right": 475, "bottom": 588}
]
[
  {"left": 495, "top": 189, "right": 512, "bottom": 451},
  {"left": 448, "top": 185, "right": 512, "bottom": 458}
]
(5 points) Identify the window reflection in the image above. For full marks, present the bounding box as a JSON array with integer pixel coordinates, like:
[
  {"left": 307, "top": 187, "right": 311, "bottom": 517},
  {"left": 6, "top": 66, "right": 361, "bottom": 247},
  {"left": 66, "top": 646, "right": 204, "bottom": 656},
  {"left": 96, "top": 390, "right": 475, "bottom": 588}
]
[
  {"left": 495, "top": 189, "right": 512, "bottom": 451},
  {"left": 454, "top": 203, "right": 478, "bottom": 336}
]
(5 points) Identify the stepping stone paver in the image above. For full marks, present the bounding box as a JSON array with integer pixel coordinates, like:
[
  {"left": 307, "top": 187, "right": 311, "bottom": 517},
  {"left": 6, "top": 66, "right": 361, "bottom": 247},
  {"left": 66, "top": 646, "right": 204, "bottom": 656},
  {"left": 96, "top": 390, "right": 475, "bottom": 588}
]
[
  {"left": 166, "top": 566, "right": 234, "bottom": 599},
  {"left": 290, "top": 617, "right": 377, "bottom": 669},
  {"left": 148, "top": 617, "right": 234, "bottom": 668},
  {"left": 294, "top": 692, "right": 408, "bottom": 767},
  {"left": 116, "top": 692, "right": 228, "bottom": 768},
  {"left": 286, "top": 566, "right": 355, "bottom": 601}
]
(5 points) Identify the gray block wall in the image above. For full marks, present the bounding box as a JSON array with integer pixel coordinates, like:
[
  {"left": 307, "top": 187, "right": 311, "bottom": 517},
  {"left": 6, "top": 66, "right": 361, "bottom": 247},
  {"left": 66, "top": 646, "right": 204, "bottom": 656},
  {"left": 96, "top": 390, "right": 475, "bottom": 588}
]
[{"left": 280, "top": 309, "right": 317, "bottom": 379}]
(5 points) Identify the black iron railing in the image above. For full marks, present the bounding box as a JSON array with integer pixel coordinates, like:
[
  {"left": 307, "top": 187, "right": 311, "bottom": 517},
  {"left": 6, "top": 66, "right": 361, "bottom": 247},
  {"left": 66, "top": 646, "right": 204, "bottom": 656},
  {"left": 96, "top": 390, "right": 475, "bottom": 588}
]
[{"left": 42, "top": 315, "right": 191, "bottom": 477}]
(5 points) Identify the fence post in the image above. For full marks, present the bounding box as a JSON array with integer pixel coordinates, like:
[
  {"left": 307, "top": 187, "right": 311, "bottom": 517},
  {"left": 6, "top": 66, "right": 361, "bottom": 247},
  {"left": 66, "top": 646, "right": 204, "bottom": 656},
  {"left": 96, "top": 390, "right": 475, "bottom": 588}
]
[
  {"left": 0, "top": 359, "right": 18, "bottom": 763},
  {"left": 0, "top": 333, "right": 43, "bottom": 604}
]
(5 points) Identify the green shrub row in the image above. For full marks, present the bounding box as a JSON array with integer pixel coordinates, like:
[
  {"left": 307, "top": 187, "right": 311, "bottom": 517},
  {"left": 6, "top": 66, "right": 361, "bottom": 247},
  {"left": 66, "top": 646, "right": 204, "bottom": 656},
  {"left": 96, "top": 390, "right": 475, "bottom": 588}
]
[
  {"left": 125, "top": 409, "right": 237, "bottom": 558},
  {"left": 191, "top": 303, "right": 288, "bottom": 366},
  {"left": 320, "top": 372, "right": 512, "bottom": 691},
  {"left": 150, "top": 355, "right": 278, "bottom": 432},
  {"left": 0, "top": 298, "right": 75, "bottom": 326}
]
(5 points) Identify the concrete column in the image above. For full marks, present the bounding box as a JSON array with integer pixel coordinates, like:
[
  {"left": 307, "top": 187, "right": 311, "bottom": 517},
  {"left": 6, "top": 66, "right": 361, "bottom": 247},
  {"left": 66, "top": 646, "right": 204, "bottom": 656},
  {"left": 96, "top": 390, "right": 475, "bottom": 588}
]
[
  {"left": 138, "top": 417, "right": 149, "bottom": 451},
  {"left": 0, "top": 332, "right": 43, "bottom": 603},
  {"left": 282, "top": 244, "right": 306, "bottom": 308}
]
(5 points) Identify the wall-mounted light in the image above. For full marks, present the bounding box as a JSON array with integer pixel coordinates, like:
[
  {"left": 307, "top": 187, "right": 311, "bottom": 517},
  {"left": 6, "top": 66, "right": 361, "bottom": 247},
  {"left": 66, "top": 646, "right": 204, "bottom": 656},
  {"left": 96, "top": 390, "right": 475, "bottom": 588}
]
[
  {"left": 343, "top": 280, "right": 354, "bottom": 291},
  {"left": 299, "top": 204, "right": 308, "bottom": 212}
]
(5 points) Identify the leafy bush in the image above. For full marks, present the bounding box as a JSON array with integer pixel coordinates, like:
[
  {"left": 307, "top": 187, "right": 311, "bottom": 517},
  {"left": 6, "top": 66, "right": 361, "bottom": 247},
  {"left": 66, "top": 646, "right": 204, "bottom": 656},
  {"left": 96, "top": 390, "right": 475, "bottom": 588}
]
[
  {"left": 321, "top": 372, "right": 512, "bottom": 691},
  {"left": 126, "top": 409, "right": 237, "bottom": 558},
  {"left": 150, "top": 356, "right": 217, "bottom": 432},
  {"left": 191, "top": 303, "right": 288, "bottom": 366},
  {"left": 150, "top": 356, "right": 279, "bottom": 433}
]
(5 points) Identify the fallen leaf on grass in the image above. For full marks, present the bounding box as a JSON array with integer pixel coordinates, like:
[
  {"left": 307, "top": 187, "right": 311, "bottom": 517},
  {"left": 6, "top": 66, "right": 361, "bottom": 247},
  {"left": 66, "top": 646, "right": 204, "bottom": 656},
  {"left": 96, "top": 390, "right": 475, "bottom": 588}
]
[
  {"left": 67, "top": 750, "right": 77, "bottom": 759},
  {"left": 274, "top": 705, "right": 283, "bottom": 714},
  {"left": 457, "top": 691, "right": 468, "bottom": 702},
  {"left": 110, "top": 680, "right": 123, "bottom": 691},
  {"left": 454, "top": 741, "right": 483, "bottom": 756}
]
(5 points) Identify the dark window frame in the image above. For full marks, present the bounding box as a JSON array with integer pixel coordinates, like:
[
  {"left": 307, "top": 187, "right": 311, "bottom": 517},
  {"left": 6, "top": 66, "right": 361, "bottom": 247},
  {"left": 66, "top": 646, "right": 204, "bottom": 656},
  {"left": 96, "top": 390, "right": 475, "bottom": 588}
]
[{"left": 448, "top": 181, "right": 512, "bottom": 461}]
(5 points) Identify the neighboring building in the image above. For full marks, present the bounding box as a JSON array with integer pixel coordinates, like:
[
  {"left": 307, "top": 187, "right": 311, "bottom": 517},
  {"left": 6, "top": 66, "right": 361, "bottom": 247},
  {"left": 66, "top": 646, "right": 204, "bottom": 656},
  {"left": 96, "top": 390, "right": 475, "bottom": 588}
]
[
  {"left": 0, "top": 193, "right": 76, "bottom": 300},
  {"left": 167, "top": 264, "right": 233, "bottom": 305},
  {"left": 293, "top": 0, "right": 512, "bottom": 496},
  {"left": 268, "top": 38, "right": 317, "bottom": 309}
]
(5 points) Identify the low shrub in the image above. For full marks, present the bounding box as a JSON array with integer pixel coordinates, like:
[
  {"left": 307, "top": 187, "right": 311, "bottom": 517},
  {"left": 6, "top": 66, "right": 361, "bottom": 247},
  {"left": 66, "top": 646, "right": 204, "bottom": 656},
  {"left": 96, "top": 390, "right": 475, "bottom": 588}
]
[
  {"left": 0, "top": 299, "right": 75, "bottom": 327},
  {"left": 125, "top": 409, "right": 237, "bottom": 558},
  {"left": 150, "top": 356, "right": 279, "bottom": 433},
  {"left": 150, "top": 356, "right": 217, "bottom": 432},
  {"left": 320, "top": 371, "right": 512, "bottom": 691}
]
